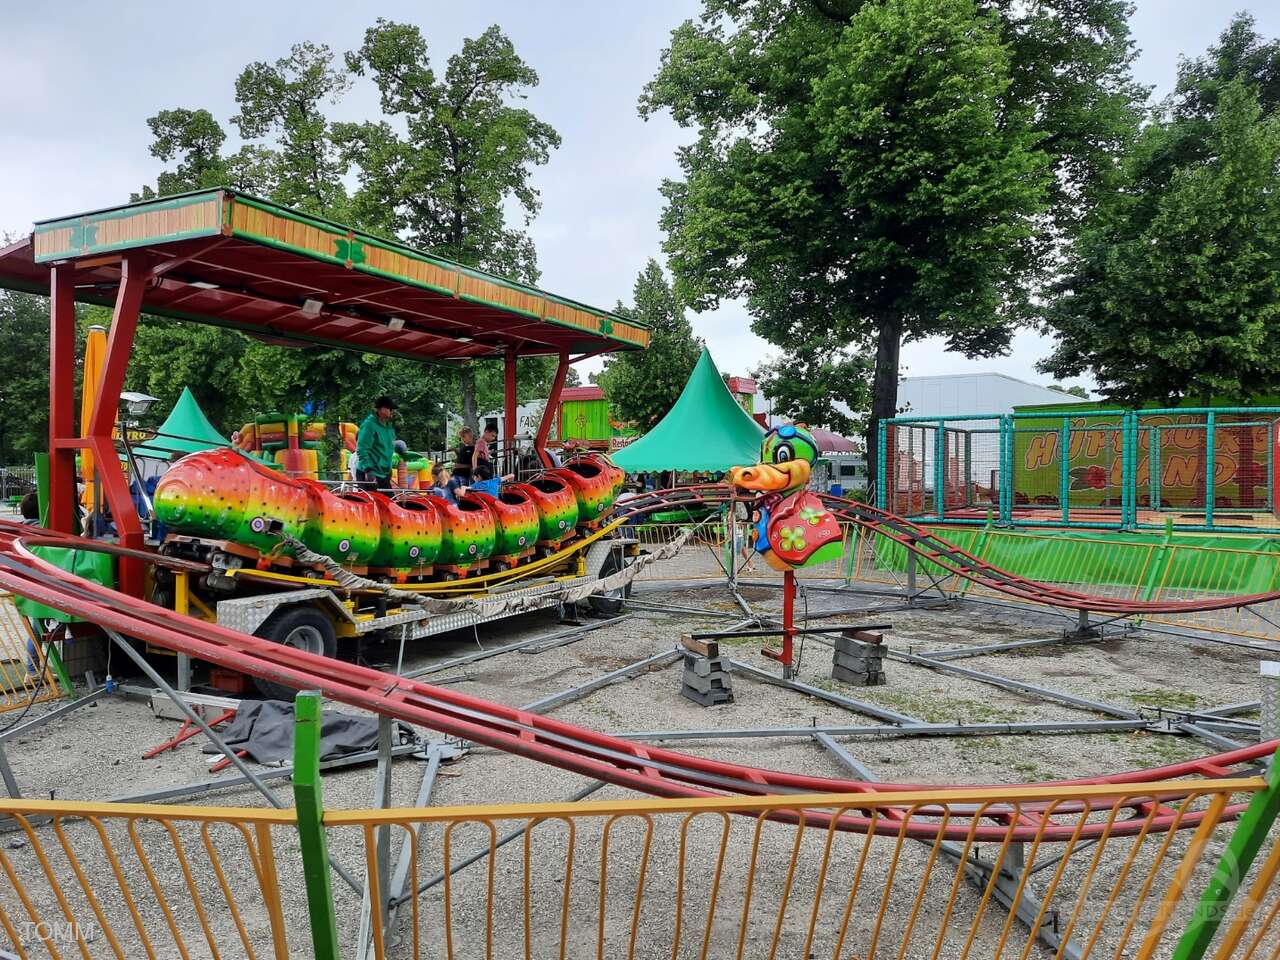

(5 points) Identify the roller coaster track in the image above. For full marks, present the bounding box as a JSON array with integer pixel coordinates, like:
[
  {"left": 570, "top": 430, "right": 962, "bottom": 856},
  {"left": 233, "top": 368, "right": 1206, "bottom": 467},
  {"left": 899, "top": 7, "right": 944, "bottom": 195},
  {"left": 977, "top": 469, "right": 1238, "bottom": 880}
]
[
  {"left": 0, "top": 498, "right": 1273, "bottom": 841},
  {"left": 622, "top": 484, "right": 1280, "bottom": 616}
]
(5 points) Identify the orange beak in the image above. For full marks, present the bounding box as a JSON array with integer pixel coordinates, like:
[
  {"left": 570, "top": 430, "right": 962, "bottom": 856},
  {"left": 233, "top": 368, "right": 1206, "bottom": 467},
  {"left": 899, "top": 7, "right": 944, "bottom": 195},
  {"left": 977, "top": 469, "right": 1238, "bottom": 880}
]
[{"left": 728, "top": 460, "right": 811, "bottom": 493}]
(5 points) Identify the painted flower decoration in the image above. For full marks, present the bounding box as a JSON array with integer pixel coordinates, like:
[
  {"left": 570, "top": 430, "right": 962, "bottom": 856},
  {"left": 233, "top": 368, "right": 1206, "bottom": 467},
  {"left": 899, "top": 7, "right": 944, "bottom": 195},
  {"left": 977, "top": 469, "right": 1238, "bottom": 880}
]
[
  {"left": 799, "top": 506, "right": 824, "bottom": 526},
  {"left": 779, "top": 526, "right": 808, "bottom": 552},
  {"left": 1068, "top": 465, "right": 1110, "bottom": 491}
]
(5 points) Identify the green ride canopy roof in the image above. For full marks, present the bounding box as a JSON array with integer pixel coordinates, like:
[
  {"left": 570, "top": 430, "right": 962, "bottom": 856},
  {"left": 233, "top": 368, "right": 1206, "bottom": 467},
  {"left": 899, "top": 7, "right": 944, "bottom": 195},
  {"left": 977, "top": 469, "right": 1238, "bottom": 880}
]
[
  {"left": 132, "top": 387, "right": 231, "bottom": 459},
  {"left": 612, "top": 348, "right": 766, "bottom": 473}
]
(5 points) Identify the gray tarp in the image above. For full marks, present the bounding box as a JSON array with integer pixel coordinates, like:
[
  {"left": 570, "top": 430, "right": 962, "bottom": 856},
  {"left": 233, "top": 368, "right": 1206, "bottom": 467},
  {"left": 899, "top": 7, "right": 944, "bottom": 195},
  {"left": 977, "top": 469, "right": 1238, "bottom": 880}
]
[{"left": 202, "top": 700, "right": 412, "bottom": 765}]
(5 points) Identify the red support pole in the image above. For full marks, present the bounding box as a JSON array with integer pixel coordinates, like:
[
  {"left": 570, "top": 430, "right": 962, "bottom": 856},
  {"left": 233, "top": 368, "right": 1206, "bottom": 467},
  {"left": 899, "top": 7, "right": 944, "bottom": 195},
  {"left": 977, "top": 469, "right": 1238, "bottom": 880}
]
[
  {"left": 536, "top": 349, "right": 570, "bottom": 467},
  {"left": 90, "top": 253, "right": 149, "bottom": 596},
  {"left": 47, "top": 266, "right": 78, "bottom": 534},
  {"left": 781, "top": 568, "right": 796, "bottom": 679},
  {"left": 504, "top": 346, "right": 518, "bottom": 472}
]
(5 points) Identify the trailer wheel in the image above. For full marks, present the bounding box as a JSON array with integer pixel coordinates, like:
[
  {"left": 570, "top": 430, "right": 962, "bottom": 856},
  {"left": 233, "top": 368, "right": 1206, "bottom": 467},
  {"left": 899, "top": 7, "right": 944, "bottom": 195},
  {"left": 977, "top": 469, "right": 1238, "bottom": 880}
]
[
  {"left": 589, "top": 548, "right": 633, "bottom": 616},
  {"left": 253, "top": 607, "right": 338, "bottom": 700}
]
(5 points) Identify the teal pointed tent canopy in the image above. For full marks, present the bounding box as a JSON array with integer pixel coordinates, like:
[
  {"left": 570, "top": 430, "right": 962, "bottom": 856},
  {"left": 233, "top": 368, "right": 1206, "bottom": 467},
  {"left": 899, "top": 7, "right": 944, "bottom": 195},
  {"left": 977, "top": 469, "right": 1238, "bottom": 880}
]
[
  {"left": 133, "top": 387, "right": 231, "bottom": 459},
  {"left": 612, "top": 348, "right": 766, "bottom": 473}
]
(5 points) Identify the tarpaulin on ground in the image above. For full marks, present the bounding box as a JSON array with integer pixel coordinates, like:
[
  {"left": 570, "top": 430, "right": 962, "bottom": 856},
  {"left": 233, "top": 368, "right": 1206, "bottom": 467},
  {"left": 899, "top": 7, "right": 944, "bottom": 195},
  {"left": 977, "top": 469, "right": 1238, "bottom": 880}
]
[{"left": 202, "top": 700, "right": 414, "bottom": 765}]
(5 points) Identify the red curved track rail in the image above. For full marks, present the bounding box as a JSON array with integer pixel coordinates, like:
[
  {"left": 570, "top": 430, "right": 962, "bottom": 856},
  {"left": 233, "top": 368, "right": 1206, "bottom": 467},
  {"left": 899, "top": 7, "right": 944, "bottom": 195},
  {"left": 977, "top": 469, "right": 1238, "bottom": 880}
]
[
  {"left": 621, "top": 485, "right": 1280, "bottom": 615},
  {"left": 0, "top": 513, "right": 1272, "bottom": 842}
]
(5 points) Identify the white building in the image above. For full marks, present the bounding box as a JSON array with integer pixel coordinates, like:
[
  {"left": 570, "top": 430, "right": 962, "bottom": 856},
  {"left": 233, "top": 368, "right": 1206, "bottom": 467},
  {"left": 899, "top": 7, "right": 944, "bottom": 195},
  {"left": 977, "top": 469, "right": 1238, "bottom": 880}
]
[
  {"left": 757, "top": 372, "right": 1088, "bottom": 432},
  {"left": 890, "top": 372, "right": 1088, "bottom": 426}
]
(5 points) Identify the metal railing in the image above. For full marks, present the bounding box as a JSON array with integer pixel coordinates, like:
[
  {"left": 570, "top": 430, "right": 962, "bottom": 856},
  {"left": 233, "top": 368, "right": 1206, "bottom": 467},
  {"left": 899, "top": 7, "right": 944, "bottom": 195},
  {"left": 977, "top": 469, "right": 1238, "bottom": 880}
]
[
  {"left": 328, "top": 779, "right": 1280, "bottom": 960},
  {"left": 0, "top": 469, "right": 35, "bottom": 505},
  {"left": 0, "top": 596, "right": 64, "bottom": 715},
  {"left": 855, "top": 525, "right": 1280, "bottom": 646},
  {"left": 629, "top": 519, "right": 859, "bottom": 584},
  {"left": 0, "top": 772, "right": 1276, "bottom": 959},
  {"left": 0, "top": 800, "right": 297, "bottom": 959},
  {"left": 628, "top": 515, "right": 1280, "bottom": 646}
]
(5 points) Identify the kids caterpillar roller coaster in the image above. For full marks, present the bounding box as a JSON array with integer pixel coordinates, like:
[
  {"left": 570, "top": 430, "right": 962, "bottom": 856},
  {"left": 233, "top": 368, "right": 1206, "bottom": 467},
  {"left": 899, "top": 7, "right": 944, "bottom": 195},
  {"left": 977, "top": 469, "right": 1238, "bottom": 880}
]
[{"left": 0, "top": 190, "right": 1275, "bottom": 845}]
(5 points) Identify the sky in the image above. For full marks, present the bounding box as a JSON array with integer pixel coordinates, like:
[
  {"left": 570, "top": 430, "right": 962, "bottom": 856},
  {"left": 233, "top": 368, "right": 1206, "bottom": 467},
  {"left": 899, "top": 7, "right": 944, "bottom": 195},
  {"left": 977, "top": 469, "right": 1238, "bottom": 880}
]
[{"left": 3, "top": 1, "right": 1278, "bottom": 395}]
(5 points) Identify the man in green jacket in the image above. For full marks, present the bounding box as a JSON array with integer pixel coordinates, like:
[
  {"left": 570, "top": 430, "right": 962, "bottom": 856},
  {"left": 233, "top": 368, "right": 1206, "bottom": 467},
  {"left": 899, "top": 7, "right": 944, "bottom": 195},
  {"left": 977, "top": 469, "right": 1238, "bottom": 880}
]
[{"left": 355, "top": 396, "right": 398, "bottom": 489}]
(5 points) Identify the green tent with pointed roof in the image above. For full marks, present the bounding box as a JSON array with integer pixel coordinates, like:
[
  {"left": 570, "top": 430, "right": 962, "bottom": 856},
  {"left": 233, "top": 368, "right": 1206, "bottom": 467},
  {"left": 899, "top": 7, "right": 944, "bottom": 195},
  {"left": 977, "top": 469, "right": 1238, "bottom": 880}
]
[
  {"left": 133, "top": 387, "right": 231, "bottom": 459},
  {"left": 612, "top": 348, "right": 766, "bottom": 472}
]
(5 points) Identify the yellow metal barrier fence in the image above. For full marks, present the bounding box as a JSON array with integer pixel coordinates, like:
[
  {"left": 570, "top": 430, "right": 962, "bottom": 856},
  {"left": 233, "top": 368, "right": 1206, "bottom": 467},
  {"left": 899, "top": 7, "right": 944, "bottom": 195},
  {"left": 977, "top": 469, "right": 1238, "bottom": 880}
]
[
  {"left": 1, "top": 777, "right": 1277, "bottom": 959},
  {"left": 0, "top": 800, "right": 298, "bottom": 960},
  {"left": 0, "top": 594, "right": 62, "bottom": 715}
]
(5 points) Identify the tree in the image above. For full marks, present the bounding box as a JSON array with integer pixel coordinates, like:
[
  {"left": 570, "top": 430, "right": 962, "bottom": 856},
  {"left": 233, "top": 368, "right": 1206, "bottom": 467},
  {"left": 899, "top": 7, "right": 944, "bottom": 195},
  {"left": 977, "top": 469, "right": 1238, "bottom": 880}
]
[
  {"left": 594, "top": 260, "right": 702, "bottom": 432},
  {"left": 232, "top": 42, "right": 351, "bottom": 216},
  {"left": 992, "top": 0, "right": 1149, "bottom": 235},
  {"left": 337, "top": 20, "right": 561, "bottom": 429},
  {"left": 1040, "top": 77, "right": 1280, "bottom": 403},
  {"left": 0, "top": 292, "right": 55, "bottom": 464},
  {"left": 1172, "top": 13, "right": 1280, "bottom": 122},
  {"left": 1048, "top": 384, "right": 1090, "bottom": 399},
  {"left": 125, "top": 318, "right": 250, "bottom": 430},
  {"left": 133, "top": 109, "right": 277, "bottom": 201},
  {"left": 644, "top": 0, "right": 1069, "bottom": 478},
  {"left": 753, "top": 343, "right": 872, "bottom": 436},
  {"left": 133, "top": 23, "right": 562, "bottom": 443}
]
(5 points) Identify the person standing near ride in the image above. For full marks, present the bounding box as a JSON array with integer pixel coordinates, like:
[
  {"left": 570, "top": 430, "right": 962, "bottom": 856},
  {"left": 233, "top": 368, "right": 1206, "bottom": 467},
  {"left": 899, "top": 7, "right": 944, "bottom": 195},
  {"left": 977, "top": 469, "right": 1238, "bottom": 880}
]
[
  {"left": 356, "top": 396, "right": 398, "bottom": 489},
  {"left": 450, "top": 426, "right": 476, "bottom": 494},
  {"left": 473, "top": 424, "right": 497, "bottom": 481}
]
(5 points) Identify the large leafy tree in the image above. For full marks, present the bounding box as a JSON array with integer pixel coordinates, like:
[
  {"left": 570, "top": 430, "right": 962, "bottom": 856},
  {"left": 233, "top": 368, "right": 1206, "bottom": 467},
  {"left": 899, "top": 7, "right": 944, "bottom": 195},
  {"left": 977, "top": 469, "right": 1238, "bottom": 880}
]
[
  {"left": 643, "top": 0, "right": 1142, "bottom": 477},
  {"left": 232, "top": 42, "right": 351, "bottom": 216},
  {"left": 1041, "top": 16, "right": 1280, "bottom": 403},
  {"left": 129, "top": 45, "right": 352, "bottom": 422},
  {"left": 1041, "top": 81, "right": 1280, "bottom": 403},
  {"left": 1172, "top": 13, "right": 1280, "bottom": 122},
  {"left": 336, "top": 20, "right": 561, "bottom": 429},
  {"left": 133, "top": 109, "right": 276, "bottom": 201},
  {"left": 112, "top": 22, "right": 577, "bottom": 451},
  {"left": 133, "top": 38, "right": 462, "bottom": 444},
  {"left": 594, "top": 260, "right": 702, "bottom": 432},
  {"left": 753, "top": 343, "right": 871, "bottom": 437},
  {"left": 994, "top": 0, "right": 1148, "bottom": 234},
  {"left": 0, "top": 292, "right": 56, "bottom": 464}
]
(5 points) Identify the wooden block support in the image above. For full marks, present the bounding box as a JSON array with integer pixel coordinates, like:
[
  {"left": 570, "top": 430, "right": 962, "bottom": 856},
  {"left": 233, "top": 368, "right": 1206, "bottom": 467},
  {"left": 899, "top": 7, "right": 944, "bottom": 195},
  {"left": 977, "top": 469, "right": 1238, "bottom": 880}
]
[
  {"left": 842, "top": 629, "right": 884, "bottom": 645},
  {"left": 681, "top": 635, "right": 720, "bottom": 659}
]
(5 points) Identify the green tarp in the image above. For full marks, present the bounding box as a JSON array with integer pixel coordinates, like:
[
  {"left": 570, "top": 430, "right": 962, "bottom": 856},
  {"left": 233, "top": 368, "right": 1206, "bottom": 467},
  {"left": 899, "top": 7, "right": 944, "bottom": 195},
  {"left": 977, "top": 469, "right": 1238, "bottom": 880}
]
[
  {"left": 13, "top": 546, "right": 115, "bottom": 623},
  {"left": 133, "top": 387, "right": 231, "bottom": 459},
  {"left": 612, "top": 348, "right": 766, "bottom": 473}
]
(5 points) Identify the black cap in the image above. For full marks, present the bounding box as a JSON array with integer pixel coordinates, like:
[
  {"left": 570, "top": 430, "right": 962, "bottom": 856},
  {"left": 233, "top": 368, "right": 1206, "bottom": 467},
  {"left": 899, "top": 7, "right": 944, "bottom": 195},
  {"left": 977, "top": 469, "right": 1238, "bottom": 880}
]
[{"left": 374, "top": 395, "right": 398, "bottom": 411}]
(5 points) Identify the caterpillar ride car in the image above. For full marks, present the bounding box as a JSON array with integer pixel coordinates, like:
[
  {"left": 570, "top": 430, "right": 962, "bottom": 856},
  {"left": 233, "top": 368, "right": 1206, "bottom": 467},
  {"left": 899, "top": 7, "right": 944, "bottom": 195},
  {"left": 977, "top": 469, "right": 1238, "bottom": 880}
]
[
  {"left": 154, "top": 447, "right": 625, "bottom": 579},
  {"left": 146, "top": 447, "right": 635, "bottom": 696}
]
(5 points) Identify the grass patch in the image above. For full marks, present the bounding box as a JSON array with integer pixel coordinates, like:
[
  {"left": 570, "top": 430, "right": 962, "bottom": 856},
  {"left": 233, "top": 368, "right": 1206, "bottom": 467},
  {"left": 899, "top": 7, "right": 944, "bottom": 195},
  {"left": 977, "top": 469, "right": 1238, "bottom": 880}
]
[
  {"left": 1127, "top": 690, "right": 1204, "bottom": 711},
  {"left": 821, "top": 686, "right": 1020, "bottom": 725},
  {"left": 1136, "top": 732, "right": 1202, "bottom": 767}
]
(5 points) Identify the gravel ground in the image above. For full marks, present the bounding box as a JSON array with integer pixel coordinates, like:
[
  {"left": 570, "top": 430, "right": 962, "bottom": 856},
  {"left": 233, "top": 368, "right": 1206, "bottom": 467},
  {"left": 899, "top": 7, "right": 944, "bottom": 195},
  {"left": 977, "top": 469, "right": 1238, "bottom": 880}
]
[{"left": 0, "top": 577, "right": 1272, "bottom": 958}]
